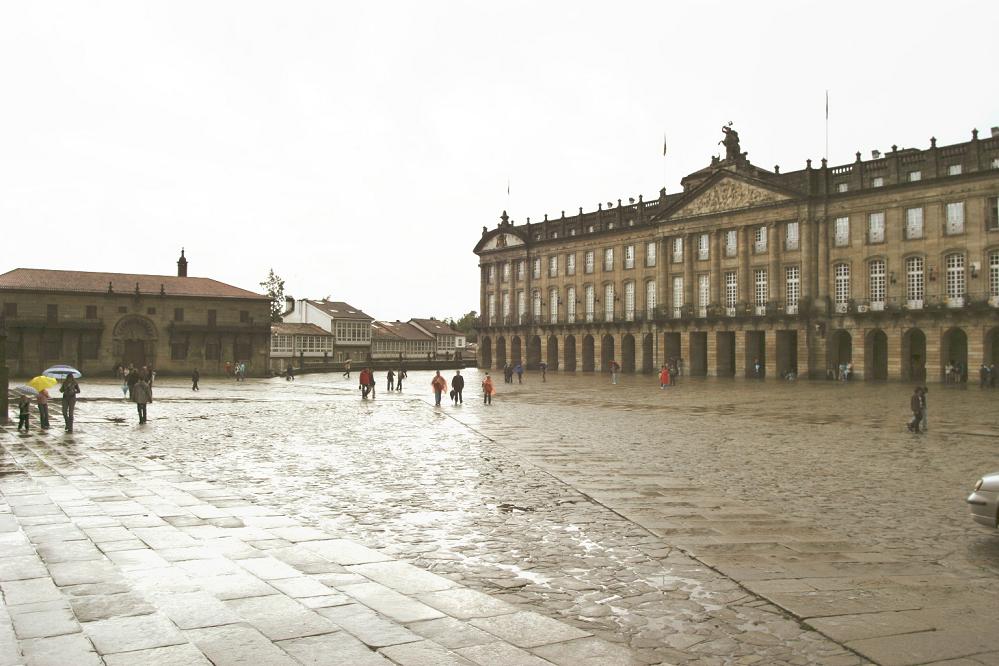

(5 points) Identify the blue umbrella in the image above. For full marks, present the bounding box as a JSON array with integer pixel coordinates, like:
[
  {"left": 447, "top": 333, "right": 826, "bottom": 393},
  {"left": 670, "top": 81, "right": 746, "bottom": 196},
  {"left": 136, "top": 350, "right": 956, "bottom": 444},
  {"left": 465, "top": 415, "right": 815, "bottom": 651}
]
[
  {"left": 11, "top": 385, "right": 39, "bottom": 397},
  {"left": 43, "top": 365, "right": 82, "bottom": 379}
]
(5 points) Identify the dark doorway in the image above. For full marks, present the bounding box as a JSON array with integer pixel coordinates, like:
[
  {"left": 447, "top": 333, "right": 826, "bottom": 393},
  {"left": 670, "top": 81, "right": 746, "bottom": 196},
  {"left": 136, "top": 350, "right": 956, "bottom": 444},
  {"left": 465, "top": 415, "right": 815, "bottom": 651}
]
[
  {"left": 776, "top": 330, "right": 798, "bottom": 378},
  {"left": 715, "top": 331, "right": 735, "bottom": 377},
  {"left": 901, "top": 328, "right": 926, "bottom": 381},
  {"left": 527, "top": 336, "right": 542, "bottom": 369},
  {"left": 547, "top": 336, "right": 559, "bottom": 370},
  {"left": 941, "top": 327, "right": 968, "bottom": 382},
  {"left": 689, "top": 332, "right": 707, "bottom": 376},
  {"left": 621, "top": 334, "right": 636, "bottom": 373},
  {"left": 564, "top": 335, "right": 577, "bottom": 372},
  {"left": 600, "top": 334, "right": 615, "bottom": 371},
  {"left": 641, "top": 334, "right": 654, "bottom": 374},
  {"left": 827, "top": 330, "right": 852, "bottom": 378},
  {"left": 582, "top": 335, "right": 595, "bottom": 372},
  {"left": 745, "top": 330, "right": 766, "bottom": 377},
  {"left": 480, "top": 337, "right": 492, "bottom": 369},
  {"left": 663, "top": 332, "right": 680, "bottom": 363},
  {"left": 124, "top": 340, "right": 146, "bottom": 368},
  {"left": 865, "top": 329, "right": 888, "bottom": 380},
  {"left": 511, "top": 337, "right": 522, "bottom": 366},
  {"left": 496, "top": 337, "right": 507, "bottom": 368}
]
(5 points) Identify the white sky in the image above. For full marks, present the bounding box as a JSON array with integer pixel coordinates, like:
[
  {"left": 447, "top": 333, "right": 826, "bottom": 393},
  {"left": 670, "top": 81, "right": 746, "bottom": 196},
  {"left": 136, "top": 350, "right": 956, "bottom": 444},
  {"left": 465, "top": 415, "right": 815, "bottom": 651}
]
[{"left": 2, "top": 1, "right": 997, "bottom": 321}]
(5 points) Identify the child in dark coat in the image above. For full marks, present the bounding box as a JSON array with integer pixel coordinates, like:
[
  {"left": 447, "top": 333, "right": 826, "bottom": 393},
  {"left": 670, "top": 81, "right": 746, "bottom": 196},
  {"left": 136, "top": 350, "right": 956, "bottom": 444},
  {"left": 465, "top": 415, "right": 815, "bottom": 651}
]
[{"left": 17, "top": 395, "right": 30, "bottom": 431}]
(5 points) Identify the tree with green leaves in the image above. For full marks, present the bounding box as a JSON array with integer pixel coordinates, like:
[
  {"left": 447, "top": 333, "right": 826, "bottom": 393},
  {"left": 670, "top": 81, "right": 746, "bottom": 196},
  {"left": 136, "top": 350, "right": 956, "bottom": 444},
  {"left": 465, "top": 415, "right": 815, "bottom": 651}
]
[
  {"left": 260, "top": 269, "right": 286, "bottom": 322},
  {"left": 444, "top": 310, "right": 478, "bottom": 342}
]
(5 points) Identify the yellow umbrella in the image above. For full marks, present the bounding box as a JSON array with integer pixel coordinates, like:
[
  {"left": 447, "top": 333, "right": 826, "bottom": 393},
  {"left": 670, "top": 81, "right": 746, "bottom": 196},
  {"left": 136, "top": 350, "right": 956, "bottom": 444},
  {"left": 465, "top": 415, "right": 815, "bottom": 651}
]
[{"left": 27, "top": 376, "right": 58, "bottom": 392}]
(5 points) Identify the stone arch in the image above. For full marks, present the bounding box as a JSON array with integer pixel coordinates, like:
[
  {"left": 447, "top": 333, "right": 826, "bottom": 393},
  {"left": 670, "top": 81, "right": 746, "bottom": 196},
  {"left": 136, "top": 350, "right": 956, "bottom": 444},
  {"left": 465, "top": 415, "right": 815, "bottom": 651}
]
[
  {"left": 985, "top": 327, "right": 999, "bottom": 369},
  {"left": 641, "top": 333, "right": 654, "bottom": 374},
  {"left": 527, "top": 336, "right": 542, "bottom": 369},
  {"left": 621, "top": 334, "right": 636, "bottom": 373},
  {"left": 511, "top": 336, "right": 522, "bottom": 366},
  {"left": 480, "top": 336, "right": 492, "bottom": 369},
  {"left": 112, "top": 315, "right": 158, "bottom": 368},
  {"left": 496, "top": 336, "right": 507, "bottom": 369},
  {"left": 901, "top": 328, "right": 926, "bottom": 381},
  {"left": 601, "top": 334, "right": 615, "bottom": 371},
  {"left": 864, "top": 329, "right": 888, "bottom": 381},
  {"left": 941, "top": 327, "right": 968, "bottom": 382},
  {"left": 827, "top": 329, "right": 852, "bottom": 378},
  {"left": 582, "top": 335, "right": 595, "bottom": 372},
  {"left": 564, "top": 335, "right": 577, "bottom": 372},
  {"left": 547, "top": 336, "right": 559, "bottom": 371}
]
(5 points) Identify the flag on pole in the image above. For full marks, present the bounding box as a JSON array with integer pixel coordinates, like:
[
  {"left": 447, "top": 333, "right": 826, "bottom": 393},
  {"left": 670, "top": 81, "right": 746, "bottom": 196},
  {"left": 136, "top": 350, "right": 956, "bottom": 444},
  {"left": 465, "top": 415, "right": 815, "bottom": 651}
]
[
  {"left": 662, "top": 133, "right": 668, "bottom": 157},
  {"left": 506, "top": 179, "right": 510, "bottom": 196},
  {"left": 825, "top": 90, "right": 829, "bottom": 120}
]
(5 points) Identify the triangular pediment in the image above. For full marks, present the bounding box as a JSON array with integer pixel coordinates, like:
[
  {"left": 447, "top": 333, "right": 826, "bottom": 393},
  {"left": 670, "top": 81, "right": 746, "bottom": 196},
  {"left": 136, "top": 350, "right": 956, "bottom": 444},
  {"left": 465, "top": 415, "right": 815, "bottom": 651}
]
[
  {"left": 668, "top": 174, "right": 795, "bottom": 218},
  {"left": 476, "top": 230, "right": 525, "bottom": 252}
]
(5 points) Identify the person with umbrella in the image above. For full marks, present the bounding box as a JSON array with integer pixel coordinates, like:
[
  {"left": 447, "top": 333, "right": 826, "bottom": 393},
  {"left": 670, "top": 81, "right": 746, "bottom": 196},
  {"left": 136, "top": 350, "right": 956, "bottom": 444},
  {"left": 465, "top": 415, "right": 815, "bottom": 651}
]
[
  {"left": 27, "top": 375, "right": 58, "bottom": 429},
  {"left": 48, "top": 366, "right": 82, "bottom": 433}
]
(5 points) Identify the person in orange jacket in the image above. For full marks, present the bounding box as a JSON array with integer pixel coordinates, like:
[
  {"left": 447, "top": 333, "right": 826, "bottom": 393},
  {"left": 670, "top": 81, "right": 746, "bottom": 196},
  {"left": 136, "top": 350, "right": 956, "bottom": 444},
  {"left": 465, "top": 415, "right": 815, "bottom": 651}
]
[
  {"left": 659, "top": 364, "right": 670, "bottom": 389},
  {"left": 481, "top": 374, "right": 495, "bottom": 405},
  {"left": 431, "top": 371, "right": 448, "bottom": 406}
]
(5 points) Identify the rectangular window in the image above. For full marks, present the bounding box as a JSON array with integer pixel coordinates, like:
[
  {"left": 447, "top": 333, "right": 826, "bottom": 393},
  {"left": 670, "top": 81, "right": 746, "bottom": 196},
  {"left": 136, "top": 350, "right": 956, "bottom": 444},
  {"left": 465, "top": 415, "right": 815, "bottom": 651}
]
[
  {"left": 118, "top": 306, "right": 127, "bottom": 314},
  {"left": 501, "top": 292, "right": 510, "bottom": 322},
  {"left": 906, "top": 256, "right": 924, "bottom": 307},
  {"left": 872, "top": 176, "right": 884, "bottom": 188},
  {"left": 905, "top": 207, "right": 924, "bottom": 239},
  {"left": 785, "top": 266, "right": 800, "bottom": 313},
  {"left": 604, "top": 284, "right": 614, "bottom": 320},
  {"left": 697, "top": 233, "right": 709, "bottom": 260},
  {"left": 724, "top": 230, "right": 737, "bottom": 257},
  {"left": 584, "top": 251, "right": 594, "bottom": 274},
  {"left": 517, "top": 290, "right": 526, "bottom": 322},
  {"left": 989, "top": 251, "right": 999, "bottom": 299},
  {"left": 785, "top": 221, "right": 799, "bottom": 250},
  {"left": 603, "top": 248, "right": 614, "bottom": 271},
  {"left": 502, "top": 262, "right": 510, "bottom": 282},
  {"left": 624, "top": 245, "right": 635, "bottom": 269},
  {"left": 488, "top": 265, "right": 495, "bottom": 284},
  {"left": 645, "top": 241, "right": 657, "bottom": 267},
  {"left": 549, "top": 288, "right": 559, "bottom": 323},
  {"left": 834, "top": 264, "right": 851, "bottom": 311},
  {"left": 671, "top": 277, "right": 683, "bottom": 318},
  {"left": 171, "top": 342, "right": 188, "bottom": 360},
  {"left": 837, "top": 182, "right": 849, "bottom": 193},
  {"left": 240, "top": 310, "right": 250, "bottom": 323},
  {"left": 754, "top": 269, "right": 767, "bottom": 307},
  {"left": 584, "top": 285, "right": 595, "bottom": 322},
  {"left": 567, "top": 286, "right": 576, "bottom": 320},
  {"left": 946, "top": 202, "right": 965, "bottom": 235},
  {"left": 624, "top": 281, "right": 635, "bottom": 321},
  {"left": 174, "top": 308, "right": 184, "bottom": 322},
  {"left": 207, "top": 309, "right": 217, "bottom": 327},
  {"left": 146, "top": 307, "right": 156, "bottom": 315},
  {"left": 753, "top": 226, "right": 767, "bottom": 253},
  {"left": 487, "top": 294, "right": 496, "bottom": 323},
  {"left": 868, "top": 212, "right": 885, "bottom": 243},
  {"left": 908, "top": 170, "right": 921, "bottom": 182},
  {"left": 549, "top": 256, "right": 558, "bottom": 278},
  {"left": 948, "top": 164, "right": 962, "bottom": 176},
  {"left": 46, "top": 304, "right": 58, "bottom": 322},
  {"left": 566, "top": 253, "right": 576, "bottom": 276},
  {"left": 946, "top": 254, "right": 965, "bottom": 305},
  {"left": 993, "top": 157, "right": 999, "bottom": 169},
  {"left": 671, "top": 237, "right": 683, "bottom": 263},
  {"left": 2, "top": 302, "right": 16, "bottom": 317},
  {"left": 85, "top": 305, "right": 97, "bottom": 319},
  {"left": 869, "top": 259, "right": 886, "bottom": 307},
  {"left": 517, "top": 260, "right": 525, "bottom": 281},
  {"left": 697, "top": 274, "right": 709, "bottom": 316},
  {"left": 645, "top": 280, "right": 656, "bottom": 313},
  {"left": 834, "top": 217, "right": 850, "bottom": 247},
  {"left": 532, "top": 258, "right": 541, "bottom": 279},
  {"left": 988, "top": 197, "right": 999, "bottom": 231},
  {"left": 724, "top": 271, "right": 737, "bottom": 309}
]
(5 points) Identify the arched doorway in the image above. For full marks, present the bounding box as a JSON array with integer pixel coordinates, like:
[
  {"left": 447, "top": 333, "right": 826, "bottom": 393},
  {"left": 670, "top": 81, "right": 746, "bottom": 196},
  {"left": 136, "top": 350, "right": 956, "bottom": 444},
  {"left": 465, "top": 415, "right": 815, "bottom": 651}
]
[
  {"left": 827, "top": 330, "right": 852, "bottom": 378},
  {"left": 865, "top": 329, "right": 888, "bottom": 380},
  {"left": 941, "top": 327, "right": 968, "bottom": 382},
  {"left": 621, "top": 334, "right": 636, "bottom": 373},
  {"left": 564, "top": 335, "right": 577, "bottom": 372},
  {"left": 547, "top": 336, "right": 559, "bottom": 370},
  {"left": 600, "top": 334, "right": 615, "bottom": 371},
  {"left": 986, "top": 327, "right": 999, "bottom": 368},
  {"left": 496, "top": 337, "right": 507, "bottom": 369},
  {"left": 582, "top": 335, "right": 595, "bottom": 372},
  {"left": 511, "top": 336, "right": 522, "bottom": 366},
  {"left": 527, "top": 336, "right": 542, "bottom": 369},
  {"left": 480, "top": 336, "right": 492, "bottom": 369},
  {"left": 901, "top": 328, "right": 926, "bottom": 381},
  {"left": 642, "top": 334, "right": 654, "bottom": 374},
  {"left": 113, "top": 315, "right": 158, "bottom": 369}
]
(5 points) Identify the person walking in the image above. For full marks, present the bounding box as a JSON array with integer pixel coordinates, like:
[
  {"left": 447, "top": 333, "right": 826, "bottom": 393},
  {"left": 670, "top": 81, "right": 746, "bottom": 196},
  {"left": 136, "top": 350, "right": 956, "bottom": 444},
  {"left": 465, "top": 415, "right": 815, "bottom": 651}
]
[
  {"left": 60, "top": 374, "right": 80, "bottom": 433},
  {"left": 431, "top": 371, "right": 447, "bottom": 407},
  {"left": 343, "top": 358, "right": 352, "bottom": 379},
  {"left": 386, "top": 369, "right": 395, "bottom": 391},
  {"left": 285, "top": 366, "right": 295, "bottom": 381},
  {"left": 358, "top": 368, "right": 371, "bottom": 398},
  {"left": 367, "top": 369, "right": 376, "bottom": 398},
  {"left": 482, "top": 374, "right": 495, "bottom": 405},
  {"left": 397, "top": 368, "right": 406, "bottom": 391},
  {"left": 192, "top": 369, "right": 200, "bottom": 391},
  {"left": 514, "top": 363, "right": 524, "bottom": 384},
  {"left": 980, "top": 363, "right": 990, "bottom": 388},
  {"left": 126, "top": 367, "right": 140, "bottom": 398},
  {"left": 659, "top": 364, "right": 670, "bottom": 389},
  {"left": 451, "top": 370, "right": 464, "bottom": 405},
  {"left": 37, "top": 388, "right": 50, "bottom": 429},
  {"left": 132, "top": 377, "right": 152, "bottom": 424},
  {"left": 16, "top": 395, "right": 30, "bottom": 432},
  {"left": 540, "top": 362, "right": 547, "bottom": 382},
  {"left": 907, "top": 387, "right": 923, "bottom": 433},
  {"left": 919, "top": 386, "right": 928, "bottom": 432},
  {"left": 610, "top": 359, "right": 620, "bottom": 385}
]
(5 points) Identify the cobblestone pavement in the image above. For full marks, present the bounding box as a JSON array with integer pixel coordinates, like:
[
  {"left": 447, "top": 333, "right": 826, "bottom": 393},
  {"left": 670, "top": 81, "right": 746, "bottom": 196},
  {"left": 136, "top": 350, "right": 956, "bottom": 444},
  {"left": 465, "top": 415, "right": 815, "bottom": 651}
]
[{"left": 4, "top": 371, "right": 996, "bottom": 664}]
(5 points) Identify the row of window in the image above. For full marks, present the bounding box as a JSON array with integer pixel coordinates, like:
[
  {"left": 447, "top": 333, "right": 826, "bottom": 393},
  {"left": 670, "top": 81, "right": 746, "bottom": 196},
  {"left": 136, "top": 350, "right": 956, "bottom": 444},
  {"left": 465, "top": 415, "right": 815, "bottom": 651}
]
[
  {"left": 831, "top": 160, "right": 999, "bottom": 193},
  {"left": 0, "top": 303, "right": 254, "bottom": 325},
  {"left": 334, "top": 321, "right": 371, "bottom": 344},
  {"left": 271, "top": 334, "right": 335, "bottom": 354},
  {"left": 833, "top": 199, "right": 999, "bottom": 246},
  {"left": 485, "top": 250, "right": 999, "bottom": 321},
  {"left": 373, "top": 339, "right": 433, "bottom": 352}
]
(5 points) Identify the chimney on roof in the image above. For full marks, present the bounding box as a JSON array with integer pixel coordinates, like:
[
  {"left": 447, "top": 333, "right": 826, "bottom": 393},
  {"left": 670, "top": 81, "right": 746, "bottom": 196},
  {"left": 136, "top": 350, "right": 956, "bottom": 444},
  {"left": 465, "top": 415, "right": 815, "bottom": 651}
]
[
  {"left": 992, "top": 127, "right": 999, "bottom": 138},
  {"left": 177, "top": 248, "right": 188, "bottom": 277},
  {"left": 871, "top": 150, "right": 881, "bottom": 159}
]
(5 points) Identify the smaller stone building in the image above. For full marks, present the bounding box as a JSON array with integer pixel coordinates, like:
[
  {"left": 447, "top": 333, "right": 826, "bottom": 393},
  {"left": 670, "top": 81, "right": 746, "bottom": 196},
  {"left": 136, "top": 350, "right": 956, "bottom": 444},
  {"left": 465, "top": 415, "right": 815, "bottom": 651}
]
[
  {"left": 0, "top": 253, "right": 271, "bottom": 377},
  {"left": 409, "top": 318, "right": 467, "bottom": 360},
  {"left": 269, "top": 323, "right": 334, "bottom": 373},
  {"left": 371, "top": 321, "right": 434, "bottom": 360},
  {"left": 282, "top": 299, "right": 373, "bottom": 362}
]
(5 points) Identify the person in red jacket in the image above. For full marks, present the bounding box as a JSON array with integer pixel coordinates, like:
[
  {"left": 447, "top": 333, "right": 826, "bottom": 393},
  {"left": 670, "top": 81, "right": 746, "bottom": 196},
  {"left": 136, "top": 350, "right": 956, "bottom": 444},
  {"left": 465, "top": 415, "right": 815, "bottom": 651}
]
[
  {"left": 431, "top": 371, "right": 448, "bottom": 407},
  {"left": 359, "top": 368, "right": 371, "bottom": 398},
  {"left": 659, "top": 364, "right": 670, "bottom": 389}
]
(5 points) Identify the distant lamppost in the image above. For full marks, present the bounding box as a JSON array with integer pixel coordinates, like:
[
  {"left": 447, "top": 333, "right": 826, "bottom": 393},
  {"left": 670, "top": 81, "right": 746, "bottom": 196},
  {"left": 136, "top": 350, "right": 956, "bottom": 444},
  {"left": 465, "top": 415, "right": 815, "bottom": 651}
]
[{"left": 0, "top": 314, "right": 8, "bottom": 426}]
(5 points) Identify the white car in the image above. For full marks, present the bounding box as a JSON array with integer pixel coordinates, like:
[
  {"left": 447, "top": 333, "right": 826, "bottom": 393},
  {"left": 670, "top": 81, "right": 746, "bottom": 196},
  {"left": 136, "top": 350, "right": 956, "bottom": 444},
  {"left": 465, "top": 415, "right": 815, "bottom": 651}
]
[{"left": 967, "top": 472, "right": 999, "bottom": 529}]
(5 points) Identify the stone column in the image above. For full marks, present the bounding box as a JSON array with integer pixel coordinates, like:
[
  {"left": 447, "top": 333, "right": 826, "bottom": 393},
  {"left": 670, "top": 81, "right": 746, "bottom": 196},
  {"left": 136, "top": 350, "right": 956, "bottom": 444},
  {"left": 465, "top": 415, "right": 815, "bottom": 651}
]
[
  {"left": 734, "top": 329, "right": 747, "bottom": 378},
  {"left": 679, "top": 330, "right": 690, "bottom": 375},
  {"left": 968, "top": 324, "right": 985, "bottom": 369},
  {"left": 886, "top": 327, "right": 902, "bottom": 380},
  {"left": 924, "top": 326, "right": 941, "bottom": 383},
  {"left": 764, "top": 328, "right": 777, "bottom": 379},
  {"left": 540, "top": 335, "right": 549, "bottom": 368},
  {"left": 797, "top": 327, "right": 811, "bottom": 378},
  {"left": 706, "top": 328, "right": 718, "bottom": 377},
  {"left": 851, "top": 327, "right": 866, "bottom": 380}
]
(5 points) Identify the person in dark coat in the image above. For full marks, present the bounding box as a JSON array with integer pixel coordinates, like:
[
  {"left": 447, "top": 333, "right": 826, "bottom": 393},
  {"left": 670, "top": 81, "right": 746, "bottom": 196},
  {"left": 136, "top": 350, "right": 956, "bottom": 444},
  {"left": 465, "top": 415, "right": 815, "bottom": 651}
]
[
  {"left": 60, "top": 375, "right": 80, "bottom": 432},
  {"left": 386, "top": 369, "right": 395, "bottom": 391},
  {"left": 192, "top": 369, "right": 200, "bottom": 391},
  {"left": 132, "top": 378, "right": 152, "bottom": 424},
  {"left": 451, "top": 370, "right": 464, "bottom": 405},
  {"left": 907, "top": 387, "right": 923, "bottom": 433},
  {"left": 126, "top": 368, "right": 140, "bottom": 398}
]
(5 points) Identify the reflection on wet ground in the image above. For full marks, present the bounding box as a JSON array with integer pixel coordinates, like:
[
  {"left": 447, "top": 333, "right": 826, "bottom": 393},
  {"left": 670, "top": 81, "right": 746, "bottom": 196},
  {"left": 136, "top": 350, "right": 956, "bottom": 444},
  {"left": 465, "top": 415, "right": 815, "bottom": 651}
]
[{"left": 25, "top": 369, "right": 999, "bottom": 664}]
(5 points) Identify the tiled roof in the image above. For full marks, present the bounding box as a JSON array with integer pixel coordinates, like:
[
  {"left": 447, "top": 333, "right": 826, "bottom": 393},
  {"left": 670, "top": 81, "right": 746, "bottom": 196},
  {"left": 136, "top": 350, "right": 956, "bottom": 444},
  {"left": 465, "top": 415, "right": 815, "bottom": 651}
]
[
  {"left": 374, "top": 320, "right": 433, "bottom": 341},
  {"left": 0, "top": 268, "right": 269, "bottom": 300},
  {"left": 410, "top": 318, "right": 461, "bottom": 336},
  {"left": 271, "top": 323, "right": 332, "bottom": 337},
  {"left": 305, "top": 300, "right": 372, "bottom": 320}
]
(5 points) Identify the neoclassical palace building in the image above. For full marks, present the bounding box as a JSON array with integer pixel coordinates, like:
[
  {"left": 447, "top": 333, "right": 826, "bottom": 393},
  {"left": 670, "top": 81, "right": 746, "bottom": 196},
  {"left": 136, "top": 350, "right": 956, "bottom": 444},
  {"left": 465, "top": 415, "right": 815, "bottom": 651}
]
[{"left": 473, "top": 125, "right": 999, "bottom": 381}]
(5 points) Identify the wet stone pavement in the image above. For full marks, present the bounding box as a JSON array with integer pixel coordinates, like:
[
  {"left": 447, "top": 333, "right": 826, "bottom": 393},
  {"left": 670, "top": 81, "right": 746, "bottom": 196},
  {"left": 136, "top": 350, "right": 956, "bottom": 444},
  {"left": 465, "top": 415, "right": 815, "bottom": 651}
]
[{"left": 2, "top": 371, "right": 998, "bottom": 665}]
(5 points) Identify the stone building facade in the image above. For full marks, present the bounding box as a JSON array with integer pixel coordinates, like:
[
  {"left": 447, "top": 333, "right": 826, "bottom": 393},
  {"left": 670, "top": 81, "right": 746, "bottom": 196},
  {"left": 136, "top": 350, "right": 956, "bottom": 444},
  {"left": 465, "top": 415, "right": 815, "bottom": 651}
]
[
  {"left": 474, "top": 126, "right": 999, "bottom": 382},
  {"left": 0, "top": 253, "right": 272, "bottom": 377}
]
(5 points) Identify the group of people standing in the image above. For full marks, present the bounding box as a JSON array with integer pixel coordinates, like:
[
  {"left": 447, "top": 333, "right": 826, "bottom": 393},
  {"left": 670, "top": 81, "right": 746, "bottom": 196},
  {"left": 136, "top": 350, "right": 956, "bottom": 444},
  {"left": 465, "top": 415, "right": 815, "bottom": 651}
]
[
  {"left": 355, "top": 367, "right": 408, "bottom": 398},
  {"left": 501, "top": 363, "right": 523, "bottom": 384},
  {"left": 15, "top": 375, "right": 80, "bottom": 433},
  {"left": 430, "top": 370, "right": 466, "bottom": 406},
  {"left": 118, "top": 365, "right": 153, "bottom": 423}
]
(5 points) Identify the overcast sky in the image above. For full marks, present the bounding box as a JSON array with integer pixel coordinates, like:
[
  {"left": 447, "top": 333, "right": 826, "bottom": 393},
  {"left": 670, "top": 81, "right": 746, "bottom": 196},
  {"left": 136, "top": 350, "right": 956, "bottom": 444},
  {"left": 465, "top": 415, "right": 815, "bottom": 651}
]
[{"left": 2, "top": 1, "right": 997, "bottom": 321}]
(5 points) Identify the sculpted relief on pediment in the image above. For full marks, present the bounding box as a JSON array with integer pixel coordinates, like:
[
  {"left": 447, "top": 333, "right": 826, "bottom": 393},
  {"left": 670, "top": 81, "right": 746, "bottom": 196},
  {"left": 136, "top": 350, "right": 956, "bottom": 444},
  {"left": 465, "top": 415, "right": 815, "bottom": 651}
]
[
  {"left": 482, "top": 233, "right": 524, "bottom": 251},
  {"left": 676, "top": 178, "right": 790, "bottom": 217}
]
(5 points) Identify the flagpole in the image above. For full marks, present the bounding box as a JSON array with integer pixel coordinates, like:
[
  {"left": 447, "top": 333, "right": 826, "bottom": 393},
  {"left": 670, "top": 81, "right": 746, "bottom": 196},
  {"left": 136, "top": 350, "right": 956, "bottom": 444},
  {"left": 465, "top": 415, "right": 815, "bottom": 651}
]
[{"left": 824, "top": 90, "right": 829, "bottom": 162}]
